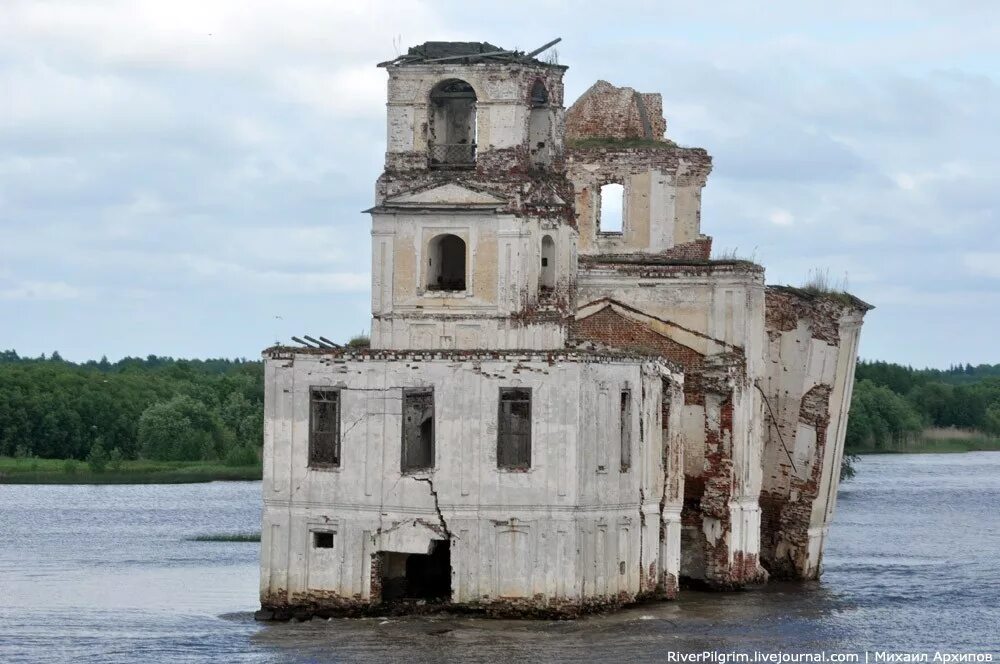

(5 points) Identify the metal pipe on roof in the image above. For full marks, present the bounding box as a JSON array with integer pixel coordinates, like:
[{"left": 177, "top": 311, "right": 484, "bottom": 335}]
[
  {"left": 526, "top": 37, "right": 561, "bottom": 58},
  {"left": 304, "top": 335, "right": 334, "bottom": 349}
]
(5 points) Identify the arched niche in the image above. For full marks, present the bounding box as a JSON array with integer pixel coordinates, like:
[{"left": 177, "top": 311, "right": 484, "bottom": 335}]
[{"left": 426, "top": 234, "right": 467, "bottom": 291}]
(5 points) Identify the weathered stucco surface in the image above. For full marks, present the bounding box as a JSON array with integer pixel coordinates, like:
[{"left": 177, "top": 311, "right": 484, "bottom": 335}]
[
  {"left": 258, "top": 41, "right": 870, "bottom": 620},
  {"left": 260, "top": 350, "right": 682, "bottom": 618},
  {"left": 758, "top": 287, "right": 870, "bottom": 580}
]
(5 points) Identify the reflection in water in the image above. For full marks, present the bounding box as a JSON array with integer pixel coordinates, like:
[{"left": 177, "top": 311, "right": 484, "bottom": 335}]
[{"left": 1, "top": 453, "right": 999, "bottom": 663}]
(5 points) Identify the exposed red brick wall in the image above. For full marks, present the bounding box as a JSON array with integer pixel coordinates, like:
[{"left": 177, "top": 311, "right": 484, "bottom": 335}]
[
  {"left": 759, "top": 383, "right": 832, "bottom": 580},
  {"left": 765, "top": 286, "right": 871, "bottom": 345},
  {"left": 566, "top": 80, "right": 667, "bottom": 141},
  {"left": 571, "top": 306, "right": 704, "bottom": 370},
  {"left": 661, "top": 237, "right": 712, "bottom": 261}
]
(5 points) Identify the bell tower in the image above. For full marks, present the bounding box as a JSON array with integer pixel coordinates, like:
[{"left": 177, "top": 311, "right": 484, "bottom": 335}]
[{"left": 367, "top": 41, "right": 578, "bottom": 351}]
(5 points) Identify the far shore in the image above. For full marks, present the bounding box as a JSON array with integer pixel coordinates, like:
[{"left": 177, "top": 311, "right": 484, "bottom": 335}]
[
  {"left": 852, "top": 434, "right": 1000, "bottom": 455},
  {"left": 0, "top": 457, "right": 262, "bottom": 484}
]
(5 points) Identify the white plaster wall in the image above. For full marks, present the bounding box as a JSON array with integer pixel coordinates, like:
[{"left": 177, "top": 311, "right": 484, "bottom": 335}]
[
  {"left": 760, "top": 308, "right": 866, "bottom": 578},
  {"left": 371, "top": 212, "right": 577, "bottom": 350},
  {"left": 260, "top": 353, "right": 681, "bottom": 606},
  {"left": 582, "top": 169, "right": 679, "bottom": 254},
  {"left": 578, "top": 266, "right": 768, "bottom": 583},
  {"left": 577, "top": 267, "right": 765, "bottom": 354},
  {"left": 384, "top": 64, "right": 566, "bottom": 159}
]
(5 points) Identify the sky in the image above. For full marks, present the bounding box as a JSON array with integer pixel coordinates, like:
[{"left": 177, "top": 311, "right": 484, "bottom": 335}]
[{"left": 2, "top": 1, "right": 998, "bottom": 368}]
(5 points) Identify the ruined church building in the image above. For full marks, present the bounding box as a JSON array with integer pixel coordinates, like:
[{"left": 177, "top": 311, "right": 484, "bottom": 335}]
[{"left": 258, "top": 40, "right": 871, "bottom": 619}]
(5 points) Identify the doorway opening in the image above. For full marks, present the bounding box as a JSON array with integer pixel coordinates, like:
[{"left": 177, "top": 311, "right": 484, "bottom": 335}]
[{"left": 378, "top": 541, "right": 452, "bottom": 602}]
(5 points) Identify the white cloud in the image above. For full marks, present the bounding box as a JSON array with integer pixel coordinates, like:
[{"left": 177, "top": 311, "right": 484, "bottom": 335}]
[
  {"left": 2, "top": 0, "right": 1000, "bottom": 365},
  {"left": 768, "top": 209, "right": 795, "bottom": 226},
  {"left": 962, "top": 253, "right": 1000, "bottom": 279}
]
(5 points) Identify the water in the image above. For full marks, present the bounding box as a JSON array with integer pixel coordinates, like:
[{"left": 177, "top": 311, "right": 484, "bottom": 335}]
[{"left": 1, "top": 453, "right": 998, "bottom": 663}]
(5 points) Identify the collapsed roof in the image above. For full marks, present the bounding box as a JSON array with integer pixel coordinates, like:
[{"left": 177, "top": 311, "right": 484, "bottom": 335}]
[{"left": 378, "top": 39, "right": 564, "bottom": 68}]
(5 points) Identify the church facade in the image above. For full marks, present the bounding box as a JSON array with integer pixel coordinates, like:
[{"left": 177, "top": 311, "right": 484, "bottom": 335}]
[{"left": 256, "top": 41, "right": 871, "bottom": 619}]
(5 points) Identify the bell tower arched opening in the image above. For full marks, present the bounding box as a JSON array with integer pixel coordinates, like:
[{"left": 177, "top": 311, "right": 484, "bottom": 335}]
[{"left": 428, "top": 79, "right": 477, "bottom": 168}]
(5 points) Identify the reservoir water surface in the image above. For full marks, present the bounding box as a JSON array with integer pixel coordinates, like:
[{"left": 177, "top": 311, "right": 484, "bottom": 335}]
[{"left": 1, "top": 452, "right": 998, "bottom": 662}]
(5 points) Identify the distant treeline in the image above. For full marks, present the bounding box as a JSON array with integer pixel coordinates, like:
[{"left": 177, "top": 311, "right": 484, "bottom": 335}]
[
  {"left": 2, "top": 350, "right": 998, "bottom": 465},
  {"left": 0, "top": 350, "right": 263, "bottom": 466},
  {"left": 848, "top": 361, "right": 1000, "bottom": 451}
]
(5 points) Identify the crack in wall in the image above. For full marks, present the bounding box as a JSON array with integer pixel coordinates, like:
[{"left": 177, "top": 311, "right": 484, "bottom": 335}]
[
  {"left": 638, "top": 486, "right": 646, "bottom": 590},
  {"left": 412, "top": 476, "right": 454, "bottom": 540},
  {"left": 754, "top": 380, "right": 797, "bottom": 474}
]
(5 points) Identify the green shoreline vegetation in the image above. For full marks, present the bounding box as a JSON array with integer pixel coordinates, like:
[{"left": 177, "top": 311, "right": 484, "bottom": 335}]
[
  {"left": 0, "top": 350, "right": 264, "bottom": 484},
  {"left": 0, "top": 456, "right": 261, "bottom": 484},
  {"left": 846, "top": 361, "right": 1000, "bottom": 452},
  {"left": 852, "top": 434, "right": 1000, "bottom": 455},
  {"left": 187, "top": 532, "right": 261, "bottom": 542},
  {"left": 1, "top": 348, "right": 999, "bottom": 484}
]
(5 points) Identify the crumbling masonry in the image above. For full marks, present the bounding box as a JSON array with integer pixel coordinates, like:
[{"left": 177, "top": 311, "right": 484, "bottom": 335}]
[{"left": 257, "top": 41, "right": 872, "bottom": 620}]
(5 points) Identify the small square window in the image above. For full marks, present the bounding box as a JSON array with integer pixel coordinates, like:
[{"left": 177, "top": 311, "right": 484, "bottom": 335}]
[{"left": 313, "top": 531, "right": 334, "bottom": 549}]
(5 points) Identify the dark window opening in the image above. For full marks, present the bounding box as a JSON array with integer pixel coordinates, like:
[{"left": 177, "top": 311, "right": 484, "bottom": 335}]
[
  {"left": 540, "top": 235, "right": 555, "bottom": 291},
  {"left": 402, "top": 389, "right": 434, "bottom": 472},
  {"left": 378, "top": 541, "right": 452, "bottom": 602},
  {"left": 309, "top": 388, "right": 340, "bottom": 467},
  {"left": 313, "top": 531, "right": 334, "bottom": 549},
  {"left": 529, "top": 80, "right": 552, "bottom": 168},
  {"left": 429, "top": 79, "right": 477, "bottom": 168},
  {"left": 498, "top": 388, "right": 532, "bottom": 469},
  {"left": 598, "top": 183, "right": 624, "bottom": 234},
  {"left": 620, "top": 390, "right": 632, "bottom": 472},
  {"left": 426, "top": 234, "right": 466, "bottom": 291}
]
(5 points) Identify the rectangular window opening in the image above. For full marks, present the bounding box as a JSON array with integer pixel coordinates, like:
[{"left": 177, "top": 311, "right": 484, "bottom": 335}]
[
  {"left": 309, "top": 388, "right": 340, "bottom": 467},
  {"left": 313, "top": 531, "right": 334, "bottom": 549},
  {"left": 402, "top": 389, "right": 435, "bottom": 473},
  {"left": 620, "top": 389, "right": 632, "bottom": 472},
  {"left": 498, "top": 387, "right": 532, "bottom": 470},
  {"left": 599, "top": 182, "right": 625, "bottom": 234}
]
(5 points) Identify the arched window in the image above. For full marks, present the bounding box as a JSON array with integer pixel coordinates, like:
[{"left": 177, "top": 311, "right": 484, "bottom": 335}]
[
  {"left": 426, "top": 234, "right": 467, "bottom": 291},
  {"left": 540, "top": 235, "right": 555, "bottom": 290},
  {"left": 598, "top": 183, "right": 624, "bottom": 234},
  {"left": 428, "top": 79, "right": 477, "bottom": 168}
]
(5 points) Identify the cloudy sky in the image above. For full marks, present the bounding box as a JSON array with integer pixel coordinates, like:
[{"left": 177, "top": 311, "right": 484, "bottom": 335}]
[{"left": 2, "top": 1, "right": 998, "bottom": 367}]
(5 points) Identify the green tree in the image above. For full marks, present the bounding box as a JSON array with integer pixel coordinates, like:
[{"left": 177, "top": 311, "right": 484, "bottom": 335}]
[
  {"left": 87, "top": 438, "right": 109, "bottom": 473},
  {"left": 845, "top": 380, "right": 923, "bottom": 451},
  {"left": 137, "top": 395, "right": 228, "bottom": 461},
  {"left": 984, "top": 403, "right": 1000, "bottom": 437},
  {"left": 108, "top": 447, "right": 124, "bottom": 472}
]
